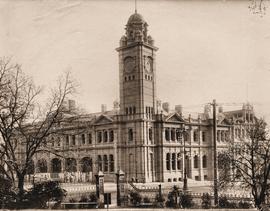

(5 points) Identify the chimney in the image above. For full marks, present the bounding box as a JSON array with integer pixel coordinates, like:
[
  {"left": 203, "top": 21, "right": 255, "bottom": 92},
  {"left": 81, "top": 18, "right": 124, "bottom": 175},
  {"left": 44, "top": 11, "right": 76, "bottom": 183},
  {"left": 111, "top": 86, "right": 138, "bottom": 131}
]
[
  {"left": 218, "top": 106, "right": 223, "bottom": 113},
  {"left": 101, "top": 104, "right": 107, "bottom": 113},
  {"left": 175, "top": 105, "right": 182, "bottom": 115},
  {"left": 68, "top": 100, "right": 75, "bottom": 112},
  {"left": 162, "top": 102, "right": 170, "bottom": 113},
  {"left": 113, "top": 100, "right": 120, "bottom": 110}
]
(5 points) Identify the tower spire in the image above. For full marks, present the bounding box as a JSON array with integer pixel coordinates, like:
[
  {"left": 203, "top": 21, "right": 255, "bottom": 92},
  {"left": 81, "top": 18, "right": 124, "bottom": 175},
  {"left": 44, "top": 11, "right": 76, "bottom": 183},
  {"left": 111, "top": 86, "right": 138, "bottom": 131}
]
[{"left": 135, "top": 0, "right": 137, "bottom": 13}]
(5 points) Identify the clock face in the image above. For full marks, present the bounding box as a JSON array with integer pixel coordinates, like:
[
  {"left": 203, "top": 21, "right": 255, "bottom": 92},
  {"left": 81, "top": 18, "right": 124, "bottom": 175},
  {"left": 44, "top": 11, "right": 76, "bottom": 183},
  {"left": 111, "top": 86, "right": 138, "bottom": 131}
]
[
  {"left": 145, "top": 58, "right": 153, "bottom": 73},
  {"left": 124, "top": 57, "right": 135, "bottom": 73}
]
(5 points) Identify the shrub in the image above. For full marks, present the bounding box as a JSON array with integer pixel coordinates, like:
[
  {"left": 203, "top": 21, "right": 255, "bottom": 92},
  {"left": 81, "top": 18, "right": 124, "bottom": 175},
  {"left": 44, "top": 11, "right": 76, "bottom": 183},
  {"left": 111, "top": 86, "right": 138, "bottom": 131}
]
[
  {"left": 24, "top": 181, "right": 66, "bottom": 208},
  {"left": 154, "top": 193, "right": 165, "bottom": 208},
  {"left": 129, "top": 191, "right": 142, "bottom": 206},
  {"left": 219, "top": 196, "right": 230, "bottom": 208},
  {"left": 143, "top": 196, "right": 151, "bottom": 203},
  {"left": 89, "top": 193, "right": 98, "bottom": 202},
  {"left": 180, "top": 193, "right": 194, "bottom": 208},
  {"left": 201, "top": 193, "right": 211, "bottom": 209},
  {"left": 165, "top": 186, "right": 181, "bottom": 208},
  {"left": 238, "top": 200, "right": 251, "bottom": 209}
]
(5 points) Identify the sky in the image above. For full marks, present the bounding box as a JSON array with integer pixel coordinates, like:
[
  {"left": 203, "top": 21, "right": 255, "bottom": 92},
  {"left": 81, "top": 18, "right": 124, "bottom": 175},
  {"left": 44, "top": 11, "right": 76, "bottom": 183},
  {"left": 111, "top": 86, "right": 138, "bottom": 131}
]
[{"left": 0, "top": 0, "right": 270, "bottom": 121}]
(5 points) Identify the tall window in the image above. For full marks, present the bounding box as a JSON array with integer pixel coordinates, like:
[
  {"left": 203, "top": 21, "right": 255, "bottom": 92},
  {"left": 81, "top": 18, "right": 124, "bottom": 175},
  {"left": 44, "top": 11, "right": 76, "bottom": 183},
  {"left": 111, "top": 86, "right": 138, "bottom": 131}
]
[
  {"left": 104, "top": 155, "right": 108, "bottom": 172},
  {"left": 165, "top": 129, "right": 170, "bottom": 141},
  {"left": 88, "top": 133, "right": 92, "bottom": 144},
  {"left": 177, "top": 153, "right": 181, "bottom": 170},
  {"left": 97, "top": 131, "right": 102, "bottom": 143},
  {"left": 109, "top": 130, "right": 114, "bottom": 142},
  {"left": 202, "top": 155, "right": 207, "bottom": 168},
  {"left": 149, "top": 128, "right": 152, "bottom": 141},
  {"left": 66, "top": 135, "right": 69, "bottom": 145},
  {"left": 109, "top": 154, "right": 114, "bottom": 172},
  {"left": 176, "top": 129, "right": 181, "bottom": 141},
  {"left": 98, "top": 155, "right": 102, "bottom": 171},
  {"left": 202, "top": 131, "right": 206, "bottom": 142},
  {"left": 171, "top": 153, "right": 176, "bottom": 170},
  {"left": 166, "top": 153, "right": 171, "bottom": 170},
  {"left": 72, "top": 135, "right": 76, "bottom": 145},
  {"left": 104, "top": 131, "right": 108, "bottom": 142},
  {"left": 193, "top": 131, "right": 198, "bottom": 142},
  {"left": 194, "top": 155, "right": 199, "bottom": 168},
  {"left": 128, "top": 128, "right": 133, "bottom": 141},
  {"left": 171, "top": 129, "right": 175, "bottom": 141},
  {"left": 81, "top": 134, "right": 85, "bottom": 145}
]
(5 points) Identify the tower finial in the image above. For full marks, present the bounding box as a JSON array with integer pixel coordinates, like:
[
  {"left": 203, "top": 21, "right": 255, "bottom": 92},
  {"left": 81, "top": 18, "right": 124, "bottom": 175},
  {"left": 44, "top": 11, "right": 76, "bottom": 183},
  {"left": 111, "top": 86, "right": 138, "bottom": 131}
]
[{"left": 135, "top": 0, "right": 137, "bottom": 13}]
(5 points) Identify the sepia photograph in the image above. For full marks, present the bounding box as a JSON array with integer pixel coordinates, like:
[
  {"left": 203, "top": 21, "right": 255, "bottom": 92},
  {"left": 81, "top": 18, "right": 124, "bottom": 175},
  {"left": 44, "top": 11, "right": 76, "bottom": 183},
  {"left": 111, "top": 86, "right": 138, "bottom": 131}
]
[{"left": 0, "top": 0, "right": 270, "bottom": 210}]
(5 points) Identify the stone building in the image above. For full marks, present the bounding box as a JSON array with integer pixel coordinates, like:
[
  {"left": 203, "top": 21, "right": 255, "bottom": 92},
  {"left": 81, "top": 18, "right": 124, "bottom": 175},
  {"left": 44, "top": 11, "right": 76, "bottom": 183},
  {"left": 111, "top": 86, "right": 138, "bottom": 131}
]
[{"left": 28, "top": 12, "right": 256, "bottom": 184}]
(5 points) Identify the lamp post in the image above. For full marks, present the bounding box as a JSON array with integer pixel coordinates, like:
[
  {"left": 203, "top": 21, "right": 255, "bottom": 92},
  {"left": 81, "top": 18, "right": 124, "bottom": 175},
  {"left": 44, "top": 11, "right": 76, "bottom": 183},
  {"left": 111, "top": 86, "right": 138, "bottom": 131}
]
[{"left": 179, "top": 125, "right": 188, "bottom": 192}]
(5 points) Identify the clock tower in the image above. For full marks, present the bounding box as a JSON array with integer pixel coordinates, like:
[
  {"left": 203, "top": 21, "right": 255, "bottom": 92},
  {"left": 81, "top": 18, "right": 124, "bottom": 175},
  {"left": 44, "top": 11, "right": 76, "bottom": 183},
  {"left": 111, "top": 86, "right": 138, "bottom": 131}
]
[
  {"left": 116, "top": 12, "right": 158, "bottom": 119},
  {"left": 116, "top": 12, "right": 158, "bottom": 182}
]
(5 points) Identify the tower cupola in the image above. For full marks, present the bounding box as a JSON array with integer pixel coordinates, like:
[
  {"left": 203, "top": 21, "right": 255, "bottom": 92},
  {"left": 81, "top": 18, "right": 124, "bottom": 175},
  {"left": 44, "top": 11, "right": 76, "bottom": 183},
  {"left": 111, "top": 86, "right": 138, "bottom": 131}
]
[{"left": 119, "top": 12, "right": 154, "bottom": 46}]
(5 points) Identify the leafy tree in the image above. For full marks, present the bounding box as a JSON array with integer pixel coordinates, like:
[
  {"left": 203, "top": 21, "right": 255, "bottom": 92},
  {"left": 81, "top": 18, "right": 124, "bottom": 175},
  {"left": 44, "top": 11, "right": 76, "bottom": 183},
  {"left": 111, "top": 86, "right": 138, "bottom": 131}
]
[{"left": 218, "top": 119, "right": 270, "bottom": 210}]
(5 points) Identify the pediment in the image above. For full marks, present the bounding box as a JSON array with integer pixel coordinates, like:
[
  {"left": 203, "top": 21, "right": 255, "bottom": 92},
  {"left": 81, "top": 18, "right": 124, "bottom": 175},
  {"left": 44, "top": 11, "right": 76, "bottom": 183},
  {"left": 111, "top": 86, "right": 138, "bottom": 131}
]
[
  {"left": 165, "top": 113, "right": 185, "bottom": 123},
  {"left": 94, "top": 115, "right": 113, "bottom": 125}
]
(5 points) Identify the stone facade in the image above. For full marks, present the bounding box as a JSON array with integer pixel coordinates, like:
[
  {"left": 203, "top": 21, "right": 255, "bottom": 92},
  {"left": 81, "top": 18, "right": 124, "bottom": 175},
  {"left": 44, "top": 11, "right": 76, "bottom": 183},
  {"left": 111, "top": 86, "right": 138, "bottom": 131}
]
[{"left": 28, "top": 12, "right": 256, "bottom": 184}]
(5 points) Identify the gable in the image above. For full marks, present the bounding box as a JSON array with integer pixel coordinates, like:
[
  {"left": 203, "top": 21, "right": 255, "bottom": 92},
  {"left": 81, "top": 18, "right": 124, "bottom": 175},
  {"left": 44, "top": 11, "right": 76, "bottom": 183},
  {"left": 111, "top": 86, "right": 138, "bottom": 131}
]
[
  {"left": 94, "top": 115, "right": 113, "bottom": 125},
  {"left": 165, "top": 113, "right": 185, "bottom": 123}
]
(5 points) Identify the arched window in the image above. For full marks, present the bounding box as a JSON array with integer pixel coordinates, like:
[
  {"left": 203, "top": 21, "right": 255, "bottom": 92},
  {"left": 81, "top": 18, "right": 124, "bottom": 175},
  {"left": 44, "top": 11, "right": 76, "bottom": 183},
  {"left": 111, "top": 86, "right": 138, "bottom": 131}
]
[
  {"left": 128, "top": 128, "right": 133, "bottom": 141},
  {"left": 166, "top": 153, "right": 171, "bottom": 170},
  {"left": 51, "top": 158, "right": 61, "bottom": 173},
  {"left": 65, "top": 158, "right": 77, "bottom": 172},
  {"left": 80, "top": 157, "right": 92, "bottom": 172},
  {"left": 194, "top": 155, "right": 199, "bottom": 169},
  {"left": 37, "top": 159, "right": 48, "bottom": 173},
  {"left": 165, "top": 129, "right": 170, "bottom": 141},
  {"left": 26, "top": 160, "right": 35, "bottom": 175},
  {"left": 109, "top": 130, "right": 114, "bottom": 142},
  {"left": 202, "top": 131, "right": 206, "bottom": 142},
  {"left": 109, "top": 154, "right": 114, "bottom": 172},
  {"left": 103, "top": 155, "right": 108, "bottom": 172},
  {"left": 202, "top": 155, "right": 207, "bottom": 168}
]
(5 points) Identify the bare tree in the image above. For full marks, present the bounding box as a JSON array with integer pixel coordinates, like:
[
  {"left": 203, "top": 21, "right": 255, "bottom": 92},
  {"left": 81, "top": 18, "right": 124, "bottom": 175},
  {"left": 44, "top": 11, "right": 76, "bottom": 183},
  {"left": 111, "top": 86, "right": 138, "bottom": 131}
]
[
  {"left": 0, "top": 58, "right": 76, "bottom": 197},
  {"left": 218, "top": 119, "right": 270, "bottom": 210},
  {"left": 249, "top": 0, "right": 268, "bottom": 15}
]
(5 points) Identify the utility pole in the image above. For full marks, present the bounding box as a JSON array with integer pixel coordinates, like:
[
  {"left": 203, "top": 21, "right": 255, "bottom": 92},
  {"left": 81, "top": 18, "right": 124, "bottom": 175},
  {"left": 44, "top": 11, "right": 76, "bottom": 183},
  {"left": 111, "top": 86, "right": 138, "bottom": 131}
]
[{"left": 212, "top": 99, "right": 218, "bottom": 206}]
